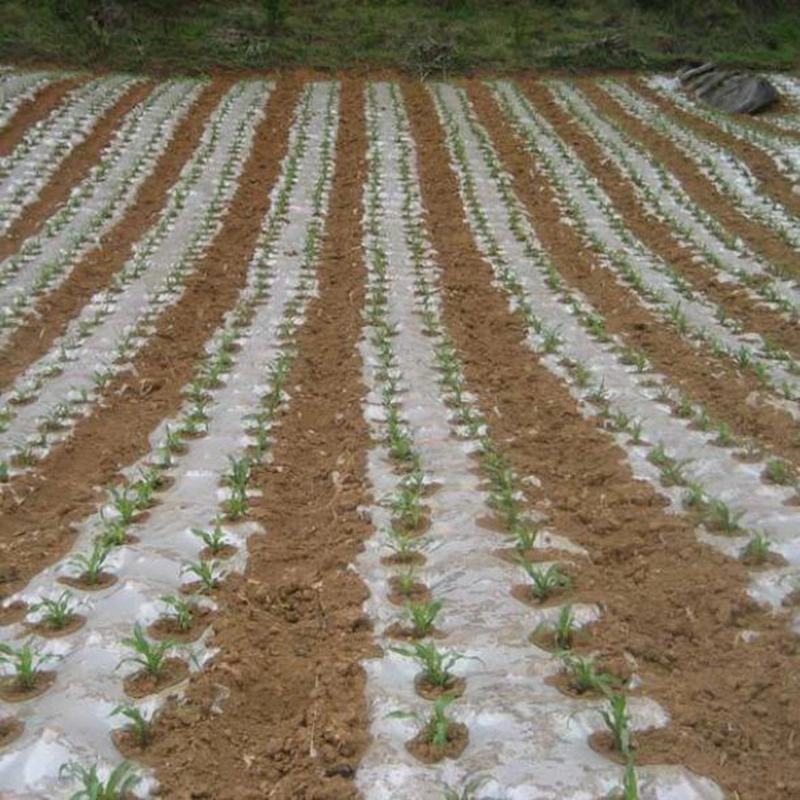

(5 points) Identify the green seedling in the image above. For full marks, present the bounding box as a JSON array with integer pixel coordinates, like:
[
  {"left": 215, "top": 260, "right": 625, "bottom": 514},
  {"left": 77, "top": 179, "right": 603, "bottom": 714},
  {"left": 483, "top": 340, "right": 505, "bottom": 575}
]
[
  {"left": 628, "top": 419, "right": 644, "bottom": 445},
  {"left": 510, "top": 520, "right": 537, "bottom": 554},
  {"left": 519, "top": 562, "right": 571, "bottom": 602},
  {"left": 561, "top": 654, "right": 617, "bottom": 695},
  {"left": 386, "top": 526, "right": 426, "bottom": 562},
  {"left": 29, "top": 591, "right": 78, "bottom": 630},
  {"left": 107, "top": 486, "right": 137, "bottom": 525},
  {"left": 118, "top": 625, "right": 176, "bottom": 677},
  {"left": 620, "top": 761, "right": 640, "bottom": 800},
  {"left": 740, "top": 533, "right": 772, "bottom": 565},
  {"left": 391, "top": 486, "right": 426, "bottom": 530},
  {"left": 674, "top": 395, "right": 693, "bottom": 419},
  {"left": 659, "top": 459, "right": 690, "bottom": 487},
  {"left": 182, "top": 559, "right": 223, "bottom": 593},
  {"left": 704, "top": 499, "right": 744, "bottom": 534},
  {"left": 599, "top": 693, "right": 633, "bottom": 758},
  {"left": 764, "top": 458, "right": 794, "bottom": 486},
  {"left": 389, "top": 694, "right": 459, "bottom": 747},
  {"left": 111, "top": 703, "right": 151, "bottom": 747},
  {"left": 390, "top": 641, "right": 467, "bottom": 690},
  {"left": 712, "top": 422, "right": 735, "bottom": 447},
  {"left": 534, "top": 604, "right": 578, "bottom": 651},
  {"left": 191, "top": 518, "right": 230, "bottom": 555},
  {"left": 0, "top": 460, "right": 8, "bottom": 483},
  {"left": 59, "top": 760, "right": 140, "bottom": 800},
  {"left": 573, "top": 362, "right": 592, "bottom": 388},
  {"left": 68, "top": 540, "right": 111, "bottom": 586},
  {"left": 160, "top": 594, "right": 197, "bottom": 633},
  {"left": 392, "top": 568, "right": 421, "bottom": 599},
  {"left": 405, "top": 599, "right": 443, "bottom": 637},
  {"left": 0, "top": 639, "right": 58, "bottom": 691},
  {"left": 647, "top": 442, "right": 670, "bottom": 467},
  {"left": 683, "top": 481, "right": 707, "bottom": 510},
  {"left": 441, "top": 775, "right": 490, "bottom": 800}
]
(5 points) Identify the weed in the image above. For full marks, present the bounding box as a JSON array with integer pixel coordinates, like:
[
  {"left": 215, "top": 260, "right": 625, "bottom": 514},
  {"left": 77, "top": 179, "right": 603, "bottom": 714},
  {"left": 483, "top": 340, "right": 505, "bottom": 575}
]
[
  {"left": 118, "top": 625, "right": 176, "bottom": 677},
  {"left": 29, "top": 591, "right": 78, "bottom": 630},
  {"left": 390, "top": 641, "right": 467, "bottom": 690},
  {"left": 519, "top": 562, "right": 571, "bottom": 601},
  {"left": 111, "top": 703, "right": 151, "bottom": 747},
  {"left": 599, "top": 694, "right": 633, "bottom": 758},
  {"left": 0, "top": 639, "right": 57, "bottom": 691},
  {"left": 59, "top": 760, "right": 140, "bottom": 800}
]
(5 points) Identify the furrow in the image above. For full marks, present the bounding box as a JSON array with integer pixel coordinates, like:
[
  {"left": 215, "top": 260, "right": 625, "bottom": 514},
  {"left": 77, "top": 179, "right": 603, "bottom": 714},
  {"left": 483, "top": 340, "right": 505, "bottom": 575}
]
[
  {"left": 0, "top": 77, "right": 302, "bottom": 601},
  {"left": 0, "top": 81, "right": 337, "bottom": 800},
  {"left": 0, "top": 80, "right": 228, "bottom": 390},
  {"left": 0, "top": 79, "right": 201, "bottom": 344},
  {"left": 141, "top": 79, "right": 376, "bottom": 800},
  {"left": 404, "top": 78, "right": 800, "bottom": 800},
  {"left": 356, "top": 81, "right": 717, "bottom": 800},
  {"left": 0, "top": 76, "right": 142, "bottom": 237},
  {"left": 523, "top": 78, "right": 800, "bottom": 362},
  {"left": 580, "top": 79, "right": 800, "bottom": 279},
  {"left": 0, "top": 74, "right": 88, "bottom": 159},
  {"left": 0, "top": 81, "right": 268, "bottom": 473},
  {"left": 554, "top": 81, "right": 800, "bottom": 326},
  {"left": 603, "top": 79, "right": 800, "bottom": 246}
]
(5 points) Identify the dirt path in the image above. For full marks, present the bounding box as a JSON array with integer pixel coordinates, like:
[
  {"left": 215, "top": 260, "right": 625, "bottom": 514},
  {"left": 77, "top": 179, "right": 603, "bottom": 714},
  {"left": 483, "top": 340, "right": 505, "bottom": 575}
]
[
  {"left": 143, "top": 78, "right": 379, "bottom": 800},
  {"left": 466, "top": 81, "right": 800, "bottom": 473},
  {"left": 0, "top": 79, "right": 300, "bottom": 600},
  {"left": 404, "top": 78, "right": 800, "bottom": 800}
]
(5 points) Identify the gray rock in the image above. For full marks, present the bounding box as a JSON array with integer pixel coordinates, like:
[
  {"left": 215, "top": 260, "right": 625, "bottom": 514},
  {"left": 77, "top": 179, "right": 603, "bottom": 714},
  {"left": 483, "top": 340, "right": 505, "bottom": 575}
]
[{"left": 678, "top": 62, "right": 778, "bottom": 114}]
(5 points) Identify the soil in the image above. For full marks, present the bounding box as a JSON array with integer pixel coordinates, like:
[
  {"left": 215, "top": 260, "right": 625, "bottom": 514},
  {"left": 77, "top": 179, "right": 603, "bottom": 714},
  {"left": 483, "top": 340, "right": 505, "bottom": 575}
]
[
  {"left": 405, "top": 722, "right": 469, "bottom": 764},
  {"left": 403, "top": 79, "right": 800, "bottom": 799},
  {"left": 111, "top": 726, "right": 150, "bottom": 758},
  {"left": 58, "top": 572, "right": 118, "bottom": 591},
  {"left": 414, "top": 674, "right": 466, "bottom": 701},
  {"left": 0, "top": 601, "right": 27, "bottom": 626},
  {"left": 0, "top": 717, "right": 23, "bottom": 749},
  {"left": 387, "top": 577, "right": 431, "bottom": 606},
  {"left": 0, "top": 671, "right": 56, "bottom": 703},
  {"left": 123, "top": 658, "right": 189, "bottom": 698},
  {"left": 383, "top": 622, "right": 446, "bottom": 641},
  {"left": 510, "top": 582, "right": 573, "bottom": 608},
  {"left": 588, "top": 730, "right": 639, "bottom": 766},
  {"left": 148, "top": 607, "right": 215, "bottom": 643}
]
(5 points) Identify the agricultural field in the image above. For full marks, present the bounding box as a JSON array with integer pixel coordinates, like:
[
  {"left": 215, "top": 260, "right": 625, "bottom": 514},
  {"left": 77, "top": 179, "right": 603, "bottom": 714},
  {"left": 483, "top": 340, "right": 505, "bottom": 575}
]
[{"left": 0, "top": 67, "right": 799, "bottom": 799}]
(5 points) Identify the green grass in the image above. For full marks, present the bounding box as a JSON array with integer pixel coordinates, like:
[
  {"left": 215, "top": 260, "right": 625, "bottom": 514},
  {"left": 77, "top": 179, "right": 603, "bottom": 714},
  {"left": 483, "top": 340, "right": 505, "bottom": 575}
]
[{"left": 1, "top": 1, "right": 797, "bottom": 75}]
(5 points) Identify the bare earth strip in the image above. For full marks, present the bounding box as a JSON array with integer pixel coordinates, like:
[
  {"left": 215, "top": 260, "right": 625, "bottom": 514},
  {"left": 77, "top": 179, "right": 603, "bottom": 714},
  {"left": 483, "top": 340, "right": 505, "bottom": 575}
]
[
  {"left": 0, "top": 79, "right": 301, "bottom": 599},
  {"left": 143, "top": 78, "right": 378, "bottom": 800},
  {"left": 0, "top": 81, "right": 228, "bottom": 391},
  {"left": 466, "top": 81, "right": 800, "bottom": 472},
  {"left": 580, "top": 80, "right": 800, "bottom": 280},
  {"left": 0, "top": 80, "right": 153, "bottom": 260},
  {"left": 403, "top": 79, "right": 800, "bottom": 800},
  {"left": 0, "top": 75, "right": 88, "bottom": 159},
  {"left": 523, "top": 79, "right": 800, "bottom": 361}
]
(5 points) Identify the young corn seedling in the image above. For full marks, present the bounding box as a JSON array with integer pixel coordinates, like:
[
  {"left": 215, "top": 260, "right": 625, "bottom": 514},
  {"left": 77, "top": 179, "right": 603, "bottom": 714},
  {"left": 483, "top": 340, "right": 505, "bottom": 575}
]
[
  {"left": 599, "top": 694, "right": 633, "bottom": 758},
  {"left": 519, "top": 562, "right": 571, "bottom": 602},
  {"left": 441, "top": 775, "right": 490, "bottom": 800},
  {"left": 111, "top": 702, "right": 152, "bottom": 747},
  {"left": 683, "top": 481, "right": 707, "bottom": 510},
  {"left": 390, "top": 641, "right": 467, "bottom": 692},
  {"left": 191, "top": 518, "right": 230, "bottom": 555},
  {"left": 182, "top": 559, "right": 223, "bottom": 593},
  {"left": 107, "top": 486, "right": 137, "bottom": 525},
  {"left": 160, "top": 594, "right": 197, "bottom": 633},
  {"left": 740, "top": 533, "right": 773, "bottom": 565},
  {"left": 390, "top": 694, "right": 459, "bottom": 748},
  {"left": 119, "top": 625, "right": 176, "bottom": 678},
  {"left": 647, "top": 442, "right": 670, "bottom": 468},
  {"left": 764, "top": 458, "right": 794, "bottom": 486},
  {"left": 0, "top": 640, "right": 58, "bottom": 691},
  {"left": 59, "top": 760, "right": 140, "bottom": 800},
  {"left": 620, "top": 761, "right": 641, "bottom": 800},
  {"left": 704, "top": 499, "right": 745, "bottom": 535},
  {"left": 712, "top": 422, "right": 735, "bottom": 447},
  {"left": 0, "top": 460, "right": 8, "bottom": 483},
  {"left": 392, "top": 567, "right": 421, "bottom": 599},
  {"left": 68, "top": 540, "right": 111, "bottom": 586},
  {"left": 561, "top": 654, "right": 617, "bottom": 695},
  {"left": 390, "top": 485, "right": 426, "bottom": 531},
  {"left": 405, "top": 599, "right": 443, "bottom": 637},
  {"left": 510, "top": 520, "right": 537, "bottom": 554},
  {"left": 224, "top": 456, "right": 250, "bottom": 519},
  {"left": 659, "top": 458, "right": 690, "bottom": 488},
  {"left": 29, "top": 591, "right": 78, "bottom": 630},
  {"left": 385, "top": 526, "right": 426, "bottom": 563}
]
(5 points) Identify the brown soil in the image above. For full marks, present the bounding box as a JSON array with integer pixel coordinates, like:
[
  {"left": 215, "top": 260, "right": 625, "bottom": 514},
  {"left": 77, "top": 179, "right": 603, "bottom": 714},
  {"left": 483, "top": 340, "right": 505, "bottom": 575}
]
[
  {"left": 58, "top": 572, "right": 118, "bottom": 591},
  {"left": 414, "top": 674, "right": 466, "bottom": 701},
  {"left": 26, "top": 612, "right": 86, "bottom": 638},
  {"left": 111, "top": 726, "right": 150, "bottom": 758},
  {"left": 0, "top": 76, "right": 89, "bottom": 158},
  {"left": 387, "top": 577, "right": 431, "bottom": 606},
  {"left": 141, "top": 79, "right": 379, "bottom": 799},
  {"left": 403, "top": 80, "right": 800, "bottom": 799},
  {"left": 0, "top": 79, "right": 301, "bottom": 602},
  {"left": 529, "top": 624, "right": 593, "bottom": 653},
  {"left": 588, "top": 730, "right": 639, "bottom": 766},
  {"left": 0, "top": 717, "right": 24, "bottom": 749},
  {"left": 525, "top": 80, "right": 800, "bottom": 361},
  {"left": 0, "top": 80, "right": 228, "bottom": 391},
  {"left": 510, "top": 582, "right": 573, "bottom": 608},
  {"left": 0, "top": 80, "right": 154, "bottom": 264},
  {"left": 468, "top": 81, "right": 800, "bottom": 473},
  {"left": 579, "top": 80, "right": 800, "bottom": 280},
  {"left": 0, "top": 671, "right": 56, "bottom": 702},
  {"left": 123, "top": 658, "right": 189, "bottom": 698},
  {"left": 630, "top": 77, "right": 800, "bottom": 218},
  {"left": 384, "top": 621, "right": 446, "bottom": 641},
  {"left": 199, "top": 544, "right": 237, "bottom": 561},
  {"left": 405, "top": 722, "right": 469, "bottom": 764},
  {"left": 0, "top": 601, "right": 27, "bottom": 626},
  {"left": 148, "top": 607, "right": 214, "bottom": 643}
]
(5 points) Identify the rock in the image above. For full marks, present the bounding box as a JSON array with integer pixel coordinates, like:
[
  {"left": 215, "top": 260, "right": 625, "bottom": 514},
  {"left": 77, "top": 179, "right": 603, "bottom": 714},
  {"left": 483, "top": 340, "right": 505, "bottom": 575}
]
[{"left": 678, "top": 62, "right": 778, "bottom": 114}]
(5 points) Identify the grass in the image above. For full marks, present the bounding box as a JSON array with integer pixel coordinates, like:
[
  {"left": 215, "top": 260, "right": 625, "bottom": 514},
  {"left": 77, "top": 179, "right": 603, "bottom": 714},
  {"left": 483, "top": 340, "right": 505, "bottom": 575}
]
[{"left": 1, "top": 1, "right": 797, "bottom": 75}]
